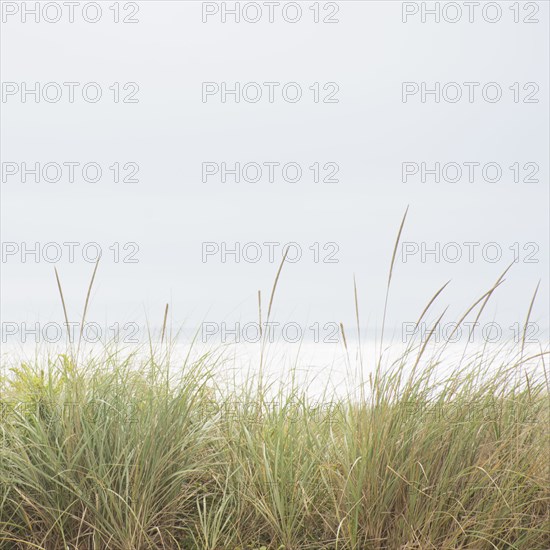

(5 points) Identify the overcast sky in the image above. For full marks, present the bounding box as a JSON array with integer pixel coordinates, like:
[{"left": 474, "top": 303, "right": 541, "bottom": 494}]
[{"left": 1, "top": 1, "right": 548, "bottom": 352}]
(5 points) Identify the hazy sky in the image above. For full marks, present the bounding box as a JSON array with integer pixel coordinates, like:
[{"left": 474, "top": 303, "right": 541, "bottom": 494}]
[{"left": 1, "top": 1, "right": 548, "bottom": 350}]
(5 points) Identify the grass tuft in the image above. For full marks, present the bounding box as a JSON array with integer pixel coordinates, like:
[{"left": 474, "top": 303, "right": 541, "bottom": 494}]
[{"left": 1, "top": 344, "right": 548, "bottom": 549}]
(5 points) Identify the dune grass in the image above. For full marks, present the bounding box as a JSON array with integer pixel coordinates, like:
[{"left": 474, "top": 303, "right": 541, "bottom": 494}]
[
  {"left": 0, "top": 343, "right": 548, "bottom": 549},
  {"left": 1, "top": 213, "right": 548, "bottom": 548}
]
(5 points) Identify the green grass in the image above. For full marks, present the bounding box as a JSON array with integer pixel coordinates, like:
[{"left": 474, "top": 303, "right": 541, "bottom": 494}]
[
  {"left": 1, "top": 213, "right": 548, "bottom": 548},
  {"left": 0, "top": 344, "right": 548, "bottom": 549}
]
